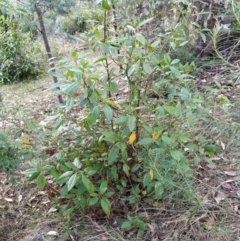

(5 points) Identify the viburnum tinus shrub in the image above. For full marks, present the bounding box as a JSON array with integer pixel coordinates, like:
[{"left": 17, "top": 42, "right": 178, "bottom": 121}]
[{"left": 24, "top": 0, "right": 223, "bottom": 224}]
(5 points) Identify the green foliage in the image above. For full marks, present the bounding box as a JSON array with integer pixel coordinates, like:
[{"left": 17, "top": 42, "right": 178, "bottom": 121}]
[
  {"left": 0, "top": 131, "right": 35, "bottom": 174},
  {"left": 24, "top": 0, "right": 221, "bottom": 225},
  {"left": 0, "top": 9, "right": 44, "bottom": 83},
  {"left": 61, "top": 9, "right": 100, "bottom": 35}
]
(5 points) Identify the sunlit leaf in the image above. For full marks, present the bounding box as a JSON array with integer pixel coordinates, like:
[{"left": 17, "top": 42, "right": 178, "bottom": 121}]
[{"left": 101, "top": 0, "right": 111, "bottom": 10}]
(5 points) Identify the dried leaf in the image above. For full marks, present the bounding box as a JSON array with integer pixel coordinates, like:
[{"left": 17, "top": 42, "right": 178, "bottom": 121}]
[
  {"left": 4, "top": 197, "right": 13, "bottom": 202},
  {"left": 233, "top": 175, "right": 240, "bottom": 181},
  {"left": 128, "top": 132, "right": 136, "bottom": 144},
  {"left": 224, "top": 171, "right": 237, "bottom": 176},
  {"left": 47, "top": 231, "right": 58, "bottom": 236},
  {"left": 141, "top": 190, "right": 147, "bottom": 196},
  {"left": 220, "top": 182, "right": 233, "bottom": 190},
  {"left": 101, "top": 235, "right": 109, "bottom": 241},
  {"left": 214, "top": 191, "right": 226, "bottom": 203},
  {"left": 18, "top": 194, "right": 23, "bottom": 203},
  {"left": 151, "top": 132, "right": 159, "bottom": 140},
  {"left": 23, "top": 136, "right": 30, "bottom": 149},
  {"left": 149, "top": 169, "right": 154, "bottom": 180}
]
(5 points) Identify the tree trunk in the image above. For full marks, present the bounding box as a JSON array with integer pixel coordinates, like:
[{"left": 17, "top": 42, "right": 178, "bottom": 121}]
[{"left": 35, "top": 4, "right": 63, "bottom": 104}]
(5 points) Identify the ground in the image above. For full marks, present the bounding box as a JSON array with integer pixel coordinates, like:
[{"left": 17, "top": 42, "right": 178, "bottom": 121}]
[{"left": 1, "top": 41, "right": 240, "bottom": 241}]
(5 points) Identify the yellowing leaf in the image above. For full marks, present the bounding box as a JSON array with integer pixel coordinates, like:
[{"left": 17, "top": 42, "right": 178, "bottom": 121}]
[
  {"left": 151, "top": 133, "right": 159, "bottom": 140},
  {"left": 128, "top": 132, "right": 136, "bottom": 144},
  {"left": 23, "top": 136, "right": 30, "bottom": 149},
  {"left": 149, "top": 169, "right": 154, "bottom": 180},
  {"left": 104, "top": 99, "right": 119, "bottom": 109},
  {"left": 206, "top": 151, "right": 215, "bottom": 157},
  {"left": 172, "top": 122, "right": 178, "bottom": 129},
  {"left": 142, "top": 190, "right": 147, "bottom": 196}
]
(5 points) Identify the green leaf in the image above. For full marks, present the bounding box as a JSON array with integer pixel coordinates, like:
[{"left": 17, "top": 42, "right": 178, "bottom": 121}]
[
  {"left": 103, "top": 131, "right": 120, "bottom": 143},
  {"left": 114, "top": 115, "right": 127, "bottom": 124},
  {"left": 150, "top": 40, "right": 160, "bottom": 48},
  {"left": 99, "top": 180, "right": 108, "bottom": 195},
  {"left": 28, "top": 171, "right": 40, "bottom": 181},
  {"left": 101, "top": 197, "right": 111, "bottom": 216},
  {"left": 92, "top": 105, "right": 100, "bottom": 124},
  {"left": 127, "top": 64, "right": 137, "bottom": 77},
  {"left": 103, "top": 104, "right": 113, "bottom": 121},
  {"left": 204, "top": 145, "right": 222, "bottom": 154},
  {"left": 170, "top": 150, "right": 183, "bottom": 161},
  {"left": 180, "top": 40, "right": 189, "bottom": 46},
  {"left": 67, "top": 173, "right": 78, "bottom": 191},
  {"left": 143, "top": 173, "right": 151, "bottom": 187},
  {"left": 94, "top": 55, "right": 107, "bottom": 63},
  {"left": 136, "top": 33, "right": 146, "bottom": 45},
  {"left": 155, "top": 183, "right": 164, "bottom": 199},
  {"left": 121, "top": 221, "right": 132, "bottom": 231},
  {"left": 110, "top": 82, "right": 118, "bottom": 93},
  {"left": 73, "top": 158, "right": 81, "bottom": 168},
  {"left": 179, "top": 135, "right": 189, "bottom": 143},
  {"left": 123, "top": 164, "right": 130, "bottom": 176},
  {"left": 200, "top": 32, "right": 206, "bottom": 43},
  {"left": 171, "top": 59, "right": 180, "bottom": 65},
  {"left": 64, "top": 81, "right": 81, "bottom": 95},
  {"left": 180, "top": 87, "right": 190, "bottom": 100},
  {"left": 137, "top": 138, "right": 155, "bottom": 145},
  {"left": 89, "top": 196, "right": 99, "bottom": 206},
  {"left": 139, "top": 17, "right": 153, "bottom": 27},
  {"left": 164, "top": 54, "right": 171, "bottom": 65},
  {"left": 66, "top": 97, "right": 74, "bottom": 112},
  {"left": 57, "top": 171, "right": 73, "bottom": 184},
  {"left": 143, "top": 63, "right": 152, "bottom": 74},
  {"left": 37, "top": 174, "right": 46, "bottom": 190},
  {"left": 49, "top": 168, "right": 60, "bottom": 179},
  {"left": 101, "top": 0, "right": 111, "bottom": 10},
  {"left": 128, "top": 115, "right": 136, "bottom": 132},
  {"left": 14, "top": 130, "right": 22, "bottom": 139},
  {"left": 54, "top": 116, "right": 63, "bottom": 130},
  {"left": 108, "top": 145, "right": 119, "bottom": 165},
  {"left": 82, "top": 174, "right": 95, "bottom": 194},
  {"left": 162, "top": 135, "right": 171, "bottom": 145},
  {"left": 71, "top": 50, "right": 77, "bottom": 58},
  {"left": 164, "top": 104, "right": 177, "bottom": 115}
]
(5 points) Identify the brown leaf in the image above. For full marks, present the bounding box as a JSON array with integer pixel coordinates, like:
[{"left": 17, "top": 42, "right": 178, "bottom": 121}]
[
  {"left": 101, "top": 235, "right": 109, "bottom": 241},
  {"left": 224, "top": 171, "right": 238, "bottom": 176},
  {"left": 214, "top": 191, "right": 227, "bottom": 203}
]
